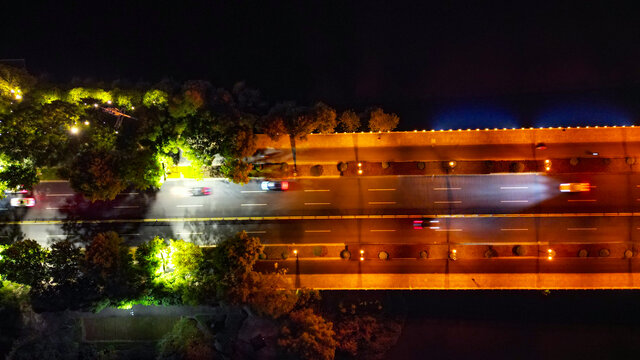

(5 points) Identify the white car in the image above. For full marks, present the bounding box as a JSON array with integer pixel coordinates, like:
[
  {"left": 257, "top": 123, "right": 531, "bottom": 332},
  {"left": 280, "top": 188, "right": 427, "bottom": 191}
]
[{"left": 261, "top": 181, "right": 289, "bottom": 191}]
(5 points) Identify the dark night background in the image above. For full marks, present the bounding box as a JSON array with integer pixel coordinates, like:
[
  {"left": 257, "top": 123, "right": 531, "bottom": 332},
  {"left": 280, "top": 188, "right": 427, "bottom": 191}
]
[{"left": 3, "top": 1, "right": 640, "bottom": 130}]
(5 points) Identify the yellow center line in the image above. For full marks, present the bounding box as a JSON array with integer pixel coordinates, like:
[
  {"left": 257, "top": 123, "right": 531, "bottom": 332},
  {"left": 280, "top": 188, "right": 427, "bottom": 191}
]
[{"left": 4, "top": 212, "right": 640, "bottom": 225}]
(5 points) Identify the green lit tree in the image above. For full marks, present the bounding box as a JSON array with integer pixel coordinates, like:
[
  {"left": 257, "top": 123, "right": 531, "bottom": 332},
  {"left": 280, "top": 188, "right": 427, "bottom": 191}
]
[
  {"left": 213, "top": 231, "right": 263, "bottom": 300},
  {"left": 0, "top": 239, "right": 47, "bottom": 287},
  {"left": 157, "top": 318, "right": 216, "bottom": 360},
  {"left": 220, "top": 158, "right": 252, "bottom": 185},
  {"left": 0, "top": 161, "right": 39, "bottom": 190},
  {"left": 68, "top": 149, "right": 126, "bottom": 202}
]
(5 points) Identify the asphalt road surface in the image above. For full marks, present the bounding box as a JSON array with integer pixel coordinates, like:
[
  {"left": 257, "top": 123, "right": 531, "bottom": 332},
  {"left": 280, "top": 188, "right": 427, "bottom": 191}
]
[{"left": 3, "top": 173, "right": 640, "bottom": 222}]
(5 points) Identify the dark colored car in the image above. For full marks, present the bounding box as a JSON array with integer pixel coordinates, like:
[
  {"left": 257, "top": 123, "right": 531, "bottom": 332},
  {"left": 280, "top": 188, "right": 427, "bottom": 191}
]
[
  {"left": 535, "top": 143, "right": 547, "bottom": 150},
  {"left": 190, "top": 187, "right": 211, "bottom": 196},
  {"left": 261, "top": 180, "right": 289, "bottom": 191},
  {"left": 413, "top": 218, "right": 440, "bottom": 230}
]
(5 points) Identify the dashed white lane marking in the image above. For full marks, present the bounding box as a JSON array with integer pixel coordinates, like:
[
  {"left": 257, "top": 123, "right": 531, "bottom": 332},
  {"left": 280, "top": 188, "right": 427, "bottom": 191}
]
[
  {"left": 567, "top": 199, "right": 597, "bottom": 202},
  {"left": 567, "top": 228, "right": 597, "bottom": 231},
  {"left": 114, "top": 205, "right": 139, "bottom": 209},
  {"left": 241, "top": 190, "right": 267, "bottom": 193},
  {"left": 304, "top": 202, "right": 331, "bottom": 205},
  {"left": 46, "top": 193, "right": 74, "bottom": 197},
  {"left": 434, "top": 201, "right": 461, "bottom": 204},
  {"left": 119, "top": 192, "right": 139, "bottom": 195},
  {"left": 177, "top": 204, "right": 204, "bottom": 208},
  {"left": 500, "top": 186, "right": 529, "bottom": 190},
  {"left": 47, "top": 234, "right": 67, "bottom": 238},
  {"left": 304, "top": 189, "right": 330, "bottom": 192},
  {"left": 500, "top": 200, "right": 529, "bottom": 203},
  {"left": 501, "top": 228, "right": 529, "bottom": 231},
  {"left": 121, "top": 233, "right": 141, "bottom": 236},
  {"left": 245, "top": 231, "right": 266, "bottom": 234},
  {"left": 368, "top": 201, "right": 397, "bottom": 205},
  {"left": 368, "top": 188, "right": 396, "bottom": 191},
  {"left": 305, "top": 230, "right": 331, "bottom": 233},
  {"left": 434, "top": 187, "right": 461, "bottom": 190},
  {"left": 240, "top": 203, "right": 267, "bottom": 206},
  {"left": 436, "top": 229, "right": 463, "bottom": 232},
  {"left": 370, "top": 229, "right": 396, "bottom": 232},
  {"left": 46, "top": 207, "right": 62, "bottom": 210},
  {"left": 177, "top": 232, "right": 203, "bottom": 235}
]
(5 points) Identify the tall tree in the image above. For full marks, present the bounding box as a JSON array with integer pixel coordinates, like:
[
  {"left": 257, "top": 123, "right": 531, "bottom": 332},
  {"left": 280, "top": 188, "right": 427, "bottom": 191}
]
[
  {"left": 212, "top": 231, "right": 263, "bottom": 300},
  {"left": 278, "top": 308, "right": 337, "bottom": 360},
  {"left": 0, "top": 161, "right": 39, "bottom": 190},
  {"left": 68, "top": 149, "right": 126, "bottom": 202},
  {"left": 0, "top": 239, "right": 47, "bottom": 287},
  {"left": 367, "top": 108, "right": 399, "bottom": 132},
  {"left": 313, "top": 102, "right": 337, "bottom": 134},
  {"left": 338, "top": 110, "right": 361, "bottom": 132}
]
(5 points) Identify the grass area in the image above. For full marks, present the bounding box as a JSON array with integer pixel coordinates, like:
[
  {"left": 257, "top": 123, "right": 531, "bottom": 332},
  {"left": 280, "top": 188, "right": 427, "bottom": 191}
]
[
  {"left": 166, "top": 165, "right": 204, "bottom": 179},
  {"left": 82, "top": 316, "right": 180, "bottom": 341},
  {"left": 38, "top": 167, "right": 65, "bottom": 180}
]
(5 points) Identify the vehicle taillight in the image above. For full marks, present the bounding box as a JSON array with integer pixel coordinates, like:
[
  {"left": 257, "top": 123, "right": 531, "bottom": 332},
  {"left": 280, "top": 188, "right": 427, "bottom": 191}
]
[{"left": 281, "top": 181, "right": 289, "bottom": 190}]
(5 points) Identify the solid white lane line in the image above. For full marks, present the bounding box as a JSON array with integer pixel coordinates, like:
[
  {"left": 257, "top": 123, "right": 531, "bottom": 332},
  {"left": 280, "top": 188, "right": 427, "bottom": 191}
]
[
  {"left": 434, "top": 187, "right": 461, "bottom": 190},
  {"left": 304, "top": 189, "right": 330, "bottom": 192},
  {"left": 436, "top": 229, "right": 463, "bottom": 232},
  {"left": 46, "top": 193, "right": 74, "bottom": 197},
  {"left": 368, "top": 188, "right": 396, "bottom": 191},
  {"left": 304, "top": 202, "right": 331, "bottom": 205},
  {"left": 567, "top": 228, "right": 597, "bottom": 231},
  {"left": 370, "top": 229, "right": 396, "bottom": 232},
  {"left": 119, "top": 192, "right": 139, "bottom": 195},
  {"left": 368, "top": 201, "right": 396, "bottom": 205},
  {"left": 500, "top": 200, "right": 529, "bottom": 203},
  {"left": 305, "top": 230, "right": 331, "bottom": 233},
  {"left": 114, "top": 205, "right": 139, "bottom": 209},
  {"left": 176, "top": 204, "right": 204, "bottom": 208},
  {"left": 245, "top": 231, "right": 266, "bottom": 234},
  {"left": 241, "top": 190, "right": 267, "bottom": 193},
  {"left": 501, "top": 228, "right": 529, "bottom": 231},
  {"left": 434, "top": 201, "right": 461, "bottom": 204},
  {"left": 241, "top": 203, "right": 267, "bottom": 206},
  {"left": 567, "top": 199, "right": 597, "bottom": 202},
  {"left": 500, "top": 186, "right": 529, "bottom": 190}
]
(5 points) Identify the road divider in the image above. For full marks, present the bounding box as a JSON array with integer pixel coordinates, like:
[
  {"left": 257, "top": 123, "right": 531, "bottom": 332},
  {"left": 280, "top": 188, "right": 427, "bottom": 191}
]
[{"left": 6, "top": 212, "right": 640, "bottom": 225}]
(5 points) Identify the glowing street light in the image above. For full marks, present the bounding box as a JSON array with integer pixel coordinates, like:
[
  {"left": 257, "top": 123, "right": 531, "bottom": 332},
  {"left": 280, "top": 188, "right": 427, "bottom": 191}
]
[
  {"left": 84, "top": 120, "right": 90, "bottom": 126},
  {"left": 70, "top": 126, "right": 79, "bottom": 134},
  {"left": 358, "top": 162, "right": 363, "bottom": 175},
  {"left": 545, "top": 159, "right": 551, "bottom": 171},
  {"left": 360, "top": 249, "right": 364, "bottom": 261},
  {"left": 547, "top": 248, "right": 555, "bottom": 260},
  {"left": 293, "top": 249, "right": 298, "bottom": 256}
]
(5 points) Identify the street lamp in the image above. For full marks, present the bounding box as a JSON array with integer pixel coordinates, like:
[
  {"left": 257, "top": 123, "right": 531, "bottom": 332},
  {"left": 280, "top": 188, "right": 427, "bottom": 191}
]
[
  {"left": 357, "top": 162, "right": 363, "bottom": 175},
  {"left": 70, "top": 126, "right": 79, "bottom": 134},
  {"left": 84, "top": 120, "right": 90, "bottom": 126},
  {"left": 547, "top": 248, "right": 555, "bottom": 260},
  {"left": 544, "top": 159, "right": 551, "bottom": 171},
  {"left": 359, "top": 249, "right": 364, "bottom": 261}
]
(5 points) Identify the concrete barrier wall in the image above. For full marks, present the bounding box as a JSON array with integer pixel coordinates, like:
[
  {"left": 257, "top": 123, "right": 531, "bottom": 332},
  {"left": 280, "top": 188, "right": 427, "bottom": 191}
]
[{"left": 255, "top": 127, "right": 640, "bottom": 150}]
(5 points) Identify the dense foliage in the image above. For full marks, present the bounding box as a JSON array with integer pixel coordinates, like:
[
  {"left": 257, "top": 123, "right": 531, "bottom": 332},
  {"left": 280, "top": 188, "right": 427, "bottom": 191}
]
[{"left": 0, "top": 65, "right": 400, "bottom": 194}]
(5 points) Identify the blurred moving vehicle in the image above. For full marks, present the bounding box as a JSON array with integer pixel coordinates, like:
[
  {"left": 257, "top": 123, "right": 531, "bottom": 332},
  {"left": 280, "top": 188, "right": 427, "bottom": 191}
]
[
  {"left": 535, "top": 143, "right": 547, "bottom": 150},
  {"left": 261, "top": 180, "right": 289, "bottom": 191},
  {"left": 8, "top": 191, "right": 36, "bottom": 207},
  {"left": 413, "top": 218, "right": 440, "bottom": 230},
  {"left": 190, "top": 187, "right": 211, "bottom": 196},
  {"left": 559, "top": 183, "right": 590, "bottom": 192}
]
